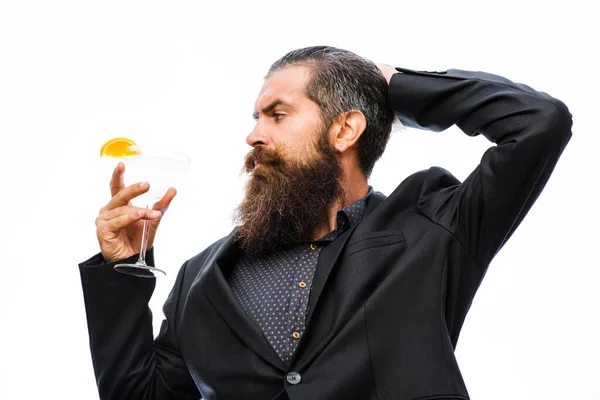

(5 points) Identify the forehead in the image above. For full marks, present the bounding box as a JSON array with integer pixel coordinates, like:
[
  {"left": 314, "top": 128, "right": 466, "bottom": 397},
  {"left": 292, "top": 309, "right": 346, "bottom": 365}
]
[{"left": 254, "top": 65, "right": 312, "bottom": 111}]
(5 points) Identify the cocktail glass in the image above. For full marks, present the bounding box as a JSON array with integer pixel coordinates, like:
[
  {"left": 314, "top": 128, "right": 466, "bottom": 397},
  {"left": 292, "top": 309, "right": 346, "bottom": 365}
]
[{"left": 113, "top": 146, "right": 191, "bottom": 278}]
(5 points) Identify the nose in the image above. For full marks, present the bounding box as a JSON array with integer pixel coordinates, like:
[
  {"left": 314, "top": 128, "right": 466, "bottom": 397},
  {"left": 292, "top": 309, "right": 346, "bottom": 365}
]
[{"left": 246, "top": 122, "right": 270, "bottom": 148}]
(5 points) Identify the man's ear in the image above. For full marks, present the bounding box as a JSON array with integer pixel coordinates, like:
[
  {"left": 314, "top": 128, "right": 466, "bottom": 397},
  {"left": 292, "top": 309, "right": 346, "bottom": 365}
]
[{"left": 331, "top": 110, "right": 367, "bottom": 153}]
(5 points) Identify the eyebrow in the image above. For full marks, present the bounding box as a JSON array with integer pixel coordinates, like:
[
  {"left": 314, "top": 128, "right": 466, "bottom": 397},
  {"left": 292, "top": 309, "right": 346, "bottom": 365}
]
[{"left": 252, "top": 99, "right": 289, "bottom": 120}]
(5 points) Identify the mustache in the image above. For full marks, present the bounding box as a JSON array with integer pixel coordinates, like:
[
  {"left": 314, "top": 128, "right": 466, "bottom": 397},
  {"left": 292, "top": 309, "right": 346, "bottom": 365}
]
[{"left": 244, "top": 146, "right": 285, "bottom": 173}]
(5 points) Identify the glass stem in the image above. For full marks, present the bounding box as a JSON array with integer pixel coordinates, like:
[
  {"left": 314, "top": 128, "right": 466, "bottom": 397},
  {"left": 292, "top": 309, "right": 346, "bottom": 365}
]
[{"left": 136, "top": 205, "right": 150, "bottom": 266}]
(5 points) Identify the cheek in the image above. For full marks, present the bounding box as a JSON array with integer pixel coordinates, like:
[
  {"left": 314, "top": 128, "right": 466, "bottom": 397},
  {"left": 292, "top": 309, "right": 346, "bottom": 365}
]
[
  {"left": 279, "top": 141, "right": 311, "bottom": 165},
  {"left": 294, "top": 126, "right": 323, "bottom": 151},
  {"left": 274, "top": 117, "right": 323, "bottom": 160}
]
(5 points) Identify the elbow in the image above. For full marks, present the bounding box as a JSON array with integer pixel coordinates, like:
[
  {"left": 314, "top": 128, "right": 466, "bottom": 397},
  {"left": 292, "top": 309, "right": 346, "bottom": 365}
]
[{"left": 540, "top": 97, "right": 573, "bottom": 150}]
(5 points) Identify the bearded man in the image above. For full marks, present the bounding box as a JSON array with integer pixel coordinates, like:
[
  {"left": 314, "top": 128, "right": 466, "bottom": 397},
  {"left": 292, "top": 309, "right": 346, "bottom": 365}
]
[{"left": 81, "top": 46, "right": 572, "bottom": 400}]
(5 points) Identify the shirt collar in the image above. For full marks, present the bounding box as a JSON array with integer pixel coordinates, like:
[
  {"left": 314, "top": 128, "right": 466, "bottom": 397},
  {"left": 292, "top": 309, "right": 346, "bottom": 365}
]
[
  {"left": 340, "top": 186, "right": 373, "bottom": 228},
  {"left": 314, "top": 187, "right": 374, "bottom": 242}
]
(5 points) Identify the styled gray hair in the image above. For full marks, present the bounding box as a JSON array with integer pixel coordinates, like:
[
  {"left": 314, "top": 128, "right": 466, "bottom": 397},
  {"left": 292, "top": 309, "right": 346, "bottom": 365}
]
[{"left": 268, "top": 46, "right": 395, "bottom": 177}]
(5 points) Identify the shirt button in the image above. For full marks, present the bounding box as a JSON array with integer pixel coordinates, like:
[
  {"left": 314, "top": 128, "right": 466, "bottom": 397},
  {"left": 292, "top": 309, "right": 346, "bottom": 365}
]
[
  {"left": 298, "top": 281, "right": 307, "bottom": 289},
  {"left": 309, "top": 243, "right": 317, "bottom": 251},
  {"left": 286, "top": 371, "right": 302, "bottom": 385},
  {"left": 292, "top": 331, "right": 301, "bottom": 340}
]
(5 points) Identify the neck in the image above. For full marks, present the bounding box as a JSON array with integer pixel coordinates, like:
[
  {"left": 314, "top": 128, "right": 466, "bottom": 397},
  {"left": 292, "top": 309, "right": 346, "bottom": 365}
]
[{"left": 311, "top": 169, "right": 368, "bottom": 240}]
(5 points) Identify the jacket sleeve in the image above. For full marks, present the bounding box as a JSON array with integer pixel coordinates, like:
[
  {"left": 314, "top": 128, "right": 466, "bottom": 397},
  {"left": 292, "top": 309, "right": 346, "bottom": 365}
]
[
  {"left": 388, "top": 68, "right": 572, "bottom": 267},
  {"left": 79, "top": 249, "right": 200, "bottom": 399}
]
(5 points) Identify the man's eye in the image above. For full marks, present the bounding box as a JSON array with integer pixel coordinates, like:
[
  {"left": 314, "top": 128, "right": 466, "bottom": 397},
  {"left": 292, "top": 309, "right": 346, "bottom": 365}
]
[{"left": 274, "top": 113, "right": 285, "bottom": 121}]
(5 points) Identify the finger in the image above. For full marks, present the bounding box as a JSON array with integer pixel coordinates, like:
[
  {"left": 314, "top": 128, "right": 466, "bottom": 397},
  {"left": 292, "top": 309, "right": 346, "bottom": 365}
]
[
  {"left": 102, "top": 208, "right": 161, "bottom": 233},
  {"left": 152, "top": 187, "right": 177, "bottom": 213},
  {"left": 98, "top": 204, "right": 162, "bottom": 222},
  {"left": 104, "top": 181, "right": 151, "bottom": 211},
  {"left": 109, "top": 162, "right": 126, "bottom": 197}
]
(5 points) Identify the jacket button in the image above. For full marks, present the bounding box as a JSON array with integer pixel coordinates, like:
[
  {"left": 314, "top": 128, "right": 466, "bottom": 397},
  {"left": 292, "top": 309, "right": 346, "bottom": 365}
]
[{"left": 286, "top": 371, "right": 302, "bottom": 385}]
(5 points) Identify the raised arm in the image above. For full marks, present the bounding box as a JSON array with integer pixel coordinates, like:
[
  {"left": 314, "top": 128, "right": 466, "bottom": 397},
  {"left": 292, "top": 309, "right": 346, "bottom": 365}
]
[
  {"left": 79, "top": 163, "right": 199, "bottom": 399},
  {"left": 381, "top": 65, "right": 572, "bottom": 266}
]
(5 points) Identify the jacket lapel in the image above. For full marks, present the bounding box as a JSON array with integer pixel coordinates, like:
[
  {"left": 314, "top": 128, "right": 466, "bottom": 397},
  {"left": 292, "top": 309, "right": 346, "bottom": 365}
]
[
  {"left": 306, "top": 191, "right": 387, "bottom": 324},
  {"left": 200, "top": 232, "right": 287, "bottom": 371}
]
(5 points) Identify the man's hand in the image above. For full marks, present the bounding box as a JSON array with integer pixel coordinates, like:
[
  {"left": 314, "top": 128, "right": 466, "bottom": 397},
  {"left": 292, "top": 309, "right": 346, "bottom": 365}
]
[
  {"left": 95, "top": 162, "right": 177, "bottom": 263},
  {"left": 375, "top": 63, "right": 398, "bottom": 85}
]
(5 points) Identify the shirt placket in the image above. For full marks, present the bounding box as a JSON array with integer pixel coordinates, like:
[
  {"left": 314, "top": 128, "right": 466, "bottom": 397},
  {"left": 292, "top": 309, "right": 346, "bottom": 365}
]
[{"left": 283, "top": 243, "right": 319, "bottom": 363}]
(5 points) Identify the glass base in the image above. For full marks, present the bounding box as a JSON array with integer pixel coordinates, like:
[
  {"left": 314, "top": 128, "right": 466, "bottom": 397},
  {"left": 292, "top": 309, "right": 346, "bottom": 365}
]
[{"left": 114, "top": 263, "right": 166, "bottom": 278}]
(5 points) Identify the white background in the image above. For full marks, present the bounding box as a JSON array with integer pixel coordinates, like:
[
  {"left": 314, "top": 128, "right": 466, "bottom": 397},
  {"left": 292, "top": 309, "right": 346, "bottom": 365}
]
[{"left": 0, "top": 0, "right": 598, "bottom": 398}]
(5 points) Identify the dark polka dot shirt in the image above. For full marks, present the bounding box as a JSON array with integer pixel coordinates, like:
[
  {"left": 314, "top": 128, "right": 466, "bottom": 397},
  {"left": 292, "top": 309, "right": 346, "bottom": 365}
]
[{"left": 229, "top": 188, "right": 372, "bottom": 365}]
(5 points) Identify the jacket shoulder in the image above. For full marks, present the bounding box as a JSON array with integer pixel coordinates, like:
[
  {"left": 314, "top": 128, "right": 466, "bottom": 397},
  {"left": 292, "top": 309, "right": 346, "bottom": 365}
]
[
  {"left": 417, "top": 166, "right": 462, "bottom": 204},
  {"left": 186, "top": 233, "right": 234, "bottom": 271},
  {"left": 173, "top": 231, "right": 236, "bottom": 292},
  {"left": 384, "top": 166, "right": 460, "bottom": 209}
]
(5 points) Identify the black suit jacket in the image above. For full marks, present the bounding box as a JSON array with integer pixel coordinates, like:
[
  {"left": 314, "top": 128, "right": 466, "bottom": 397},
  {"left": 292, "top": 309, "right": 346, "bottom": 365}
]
[{"left": 79, "top": 67, "right": 572, "bottom": 400}]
